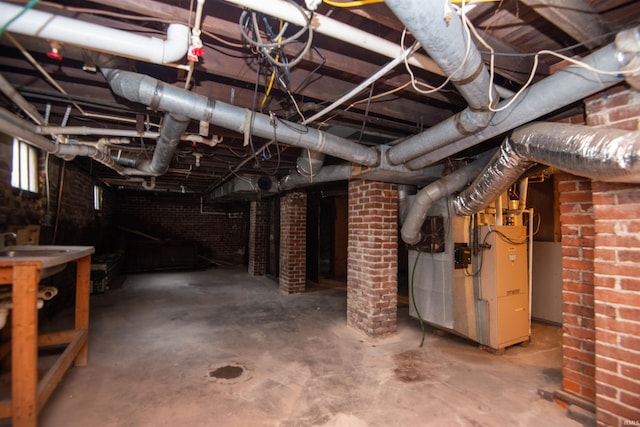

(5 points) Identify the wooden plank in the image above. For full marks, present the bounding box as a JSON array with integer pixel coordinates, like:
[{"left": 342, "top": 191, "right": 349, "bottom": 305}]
[
  {"left": 36, "top": 329, "right": 88, "bottom": 413},
  {"left": 0, "top": 267, "right": 11, "bottom": 285},
  {"left": 74, "top": 255, "right": 91, "bottom": 367},
  {"left": 0, "top": 400, "right": 11, "bottom": 419},
  {"left": 11, "top": 264, "right": 40, "bottom": 427},
  {"left": 38, "top": 330, "right": 76, "bottom": 347},
  {"left": 519, "top": 0, "right": 609, "bottom": 49}
]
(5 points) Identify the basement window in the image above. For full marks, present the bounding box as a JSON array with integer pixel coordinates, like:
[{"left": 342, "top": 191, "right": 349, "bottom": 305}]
[
  {"left": 93, "top": 185, "right": 103, "bottom": 211},
  {"left": 11, "top": 138, "right": 39, "bottom": 193}
]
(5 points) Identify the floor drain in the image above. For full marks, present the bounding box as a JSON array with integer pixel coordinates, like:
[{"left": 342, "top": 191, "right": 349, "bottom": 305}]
[
  {"left": 207, "top": 362, "right": 251, "bottom": 384},
  {"left": 210, "top": 365, "right": 243, "bottom": 379}
]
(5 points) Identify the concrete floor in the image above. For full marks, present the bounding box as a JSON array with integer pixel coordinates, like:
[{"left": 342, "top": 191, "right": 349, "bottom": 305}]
[{"left": 34, "top": 267, "right": 578, "bottom": 427}]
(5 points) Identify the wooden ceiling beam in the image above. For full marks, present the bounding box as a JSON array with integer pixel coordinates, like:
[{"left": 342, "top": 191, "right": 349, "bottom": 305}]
[{"left": 518, "top": 0, "right": 609, "bottom": 49}]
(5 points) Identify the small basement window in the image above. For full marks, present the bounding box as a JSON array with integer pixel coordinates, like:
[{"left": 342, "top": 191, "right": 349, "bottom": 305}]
[
  {"left": 93, "top": 185, "right": 103, "bottom": 211},
  {"left": 11, "top": 138, "right": 38, "bottom": 193}
]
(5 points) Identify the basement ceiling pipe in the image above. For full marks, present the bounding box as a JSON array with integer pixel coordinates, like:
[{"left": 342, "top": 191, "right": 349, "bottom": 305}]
[
  {"left": 0, "top": 73, "right": 45, "bottom": 125},
  {"left": 453, "top": 122, "right": 640, "bottom": 216},
  {"left": 279, "top": 164, "right": 354, "bottom": 192},
  {"left": 406, "top": 26, "right": 640, "bottom": 170},
  {"left": 100, "top": 68, "right": 379, "bottom": 167},
  {"left": 0, "top": 2, "right": 189, "bottom": 64},
  {"left": 384, "top": 0, "right": 499, "bottom": 166},
  {"left": 0, "top": 107, "right": 125, "bottom": 174},
  {"left": 401, "top": 150, "right": 493, "bottom": 245},
  {"left": 131, "top": 113, "right": 190, "bottom": 175}
]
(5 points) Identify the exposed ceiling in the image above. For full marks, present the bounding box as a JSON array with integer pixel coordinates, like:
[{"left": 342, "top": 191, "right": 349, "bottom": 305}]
[{"left": 0, "top": 0, "right": 638, "bottom": 195}]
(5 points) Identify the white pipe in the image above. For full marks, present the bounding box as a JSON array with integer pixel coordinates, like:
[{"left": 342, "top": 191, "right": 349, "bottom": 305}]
[
  {"left": 495, "top": 195, "right": 503, "bottom": 226},
  {"left": 37, "top": 126, "right": 160, "bottom": 138},
  {"left": 223, "top": 0, "right": 443, "bottom": 77},
  {"left": 303, "top": 44, "right": 417, "bottom": 125},
  {"left": 0, "top": 2, "right": 189, "bottom": 64}
]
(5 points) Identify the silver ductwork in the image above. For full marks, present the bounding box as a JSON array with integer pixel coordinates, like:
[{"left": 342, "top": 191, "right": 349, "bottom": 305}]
[
  {"left": 208, "top": 175, "right": 278, "bottom": 201},
  {"left": 100, "top": 69, "right": 379, "bottom": 168},
  {"left": 134, "top": 113, "right": 190, "bottom": 175},
  {"left": 296, "top": 149, "right": 326, "bottom": 177},
  {"left": 401, "top": 151, "right": 493, "bottom": 245},
  {"left": 385, "top": 0, "right": 498, "bottom": 166},
  {"left": 406, "top": 26, "right": 640, "bottom": 169},
  {"left": 279, "top": 164, "right": 354, "bottom": 192},
  {"left": 453, "top": 122, "right": 640, "bottom": 216}
]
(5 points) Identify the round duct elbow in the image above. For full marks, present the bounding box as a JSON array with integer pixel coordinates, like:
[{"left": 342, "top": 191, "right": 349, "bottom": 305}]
[{"left": 296, "top": 150, "right": 325, "bottom": 177}]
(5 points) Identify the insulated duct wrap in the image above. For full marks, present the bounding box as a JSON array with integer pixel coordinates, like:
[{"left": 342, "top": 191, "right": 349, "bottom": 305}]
[{"left": 453, "top": 122, "right": 640, "bottom": 216}]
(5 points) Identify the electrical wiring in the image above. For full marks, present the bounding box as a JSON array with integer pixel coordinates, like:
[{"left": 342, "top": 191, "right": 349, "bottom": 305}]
[
  {"left": 455, "top": 2, "right": 640, "bottom": 113},
  {"left": 239, "top": 1, "right": 313, "bottom": 70},
  {"left": 0, "top": 0, "right": 39, "bottom": 37},
  {"left": 323, "top": 0, "right": 383, "bottom": 7}
]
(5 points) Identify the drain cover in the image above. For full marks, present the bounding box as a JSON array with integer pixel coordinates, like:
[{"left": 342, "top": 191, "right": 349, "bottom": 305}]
[{"left": 207, "top": 362, "right": 251, "bottom": 384}]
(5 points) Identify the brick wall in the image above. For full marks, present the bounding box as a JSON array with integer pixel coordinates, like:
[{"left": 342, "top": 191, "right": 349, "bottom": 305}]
[
  {"left": 557, "top": 173, "right": 596, "bottom": 401},
  {"left": 114, "top": 193, "right": 248, "bottom": 265},
  {"left": 0, "top": 134, "right": 114, "bottom": 252},
  {"left": 592, "top": 181, "right": 640, "bottom": 425},
  {"left": 248, "top": 200, "right": 268, "bottom": 276},
  {"left": 278, "top": 191, "right": 307, "bottom": 294},
  {"left": 584, "top": 88, "right": 640, "bottom": 426},
  {"left": 347, "top": 180, "right": 398, "bottom": 337}
]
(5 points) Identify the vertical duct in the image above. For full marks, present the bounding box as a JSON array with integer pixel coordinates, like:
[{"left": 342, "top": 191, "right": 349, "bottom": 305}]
[{"left": 385, "top": 0, "right": 498, "bottom": 166}]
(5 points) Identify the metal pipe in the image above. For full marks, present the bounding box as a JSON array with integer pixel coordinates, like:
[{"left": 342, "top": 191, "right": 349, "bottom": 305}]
[
  {"left": 385, "top": 0, "right": 498, "bottom": 166},
  {"left": 453, "top": 122, "right": 640, "bottom": 216},
  {"left": 101, "top": 68, "right": 379, "bottom": 167},
  {"left": 0, "top": 2, "right": 189, "bottom": 64},
  {"left": 136, "top": 113, "right": 190, "bottom": 175},
  {"left": 37, "top": 126, "right": 159, "bottom": 138},
  {"left": 406, "top": 27, "right": 639, "bottom": 169},
  {"left": 296, "top": 149, "right": 326, "bottom": 178},
  {"left": 401, "top": 151, "right": 493, "bottom": 245},
  {"left": 279, "top": 164, "right": 354, "bottom": 191},
  {"left": 0, "top": 73, "right": 45, "bottom": 125}
]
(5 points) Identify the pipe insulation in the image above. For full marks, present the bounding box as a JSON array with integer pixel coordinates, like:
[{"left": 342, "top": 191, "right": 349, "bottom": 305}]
[
  {"left": 401, "top": 151, "right": 493, "bottom": 245},
  {"left": 453, "top": 122, "right": 640, "bottom": 216},
  {"left": 0, "top": 2, "right": 189, "bottom": 64},
  {"left": 279, "top": 164, "right": 354, "bottom": 191},
  {"left": 101, "top": 69, "right": 379, "bottom": 167},
  {"left": 406, "top": 26, "right": 640, "bottom": 170},
  {"left": 385, "top": 0, "right": 498, "bottom": 166}
]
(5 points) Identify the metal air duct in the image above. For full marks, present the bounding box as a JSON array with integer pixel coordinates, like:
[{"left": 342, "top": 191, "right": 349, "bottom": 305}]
[
  {"left": 453, "top": 122, "right": 640, "bottom": 216},
  {"left": 100, "top": 68, "right": 379, "bottom": 167},
  {"left": 385, "top": 0, "right": 498, "bottom": 166},
  {"left": 406, "top": 26, "right": 640, "bottom": 169}
]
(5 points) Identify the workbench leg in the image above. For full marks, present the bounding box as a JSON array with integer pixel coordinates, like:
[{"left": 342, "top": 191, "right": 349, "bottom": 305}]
[
  {"left": 74, "top": 255, "right": 91, "bottom": 367},
  {"left": 12, "top": 265, "right": 39, "bottom": 427}
]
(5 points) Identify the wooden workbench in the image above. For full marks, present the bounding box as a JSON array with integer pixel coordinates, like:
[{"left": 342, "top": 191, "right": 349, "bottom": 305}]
[{"left": 0, "top": 246, "right": 93, "bottom": 427}]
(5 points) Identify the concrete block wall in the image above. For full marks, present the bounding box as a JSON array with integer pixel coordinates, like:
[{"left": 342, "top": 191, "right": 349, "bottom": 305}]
[
  {"left": 347, "top": 180, "right": 398, "bottom": 337},
  {"left": 279, "top": 191, "right": 307, "bottom": 294},
  {"left": 557, "top": 87, "right": 640, "bottom": 426},
  {"left": 248, "top": 200, "right": 268, "bottom": 276}
]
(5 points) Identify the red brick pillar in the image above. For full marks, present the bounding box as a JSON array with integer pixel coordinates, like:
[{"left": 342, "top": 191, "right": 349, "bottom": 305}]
[
  {"left": 557, "top": 173, "right": 596, "bottom": 402},
  {"left": 347, "top": 179, "right": 398, "bottom": 337},
  {"left": 279, "top": 191, "right": 307, "bottom": 294},
  {"left": 592, "top": 182, "right": 640, "bottom": 426},
  {"left": 585, "top": 88, "right": 640, "bottom": 426},
  {"left": 248, "top": 200, "right": 268, "bottom": 276}
]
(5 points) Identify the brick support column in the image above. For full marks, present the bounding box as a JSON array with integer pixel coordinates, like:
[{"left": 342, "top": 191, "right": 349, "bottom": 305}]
[
  {"left": 347, "top": 180, "right": 398, "bottom": 337},
  {"left": 279, "top": 191, "right": 307, "bottom": 294},
  {"left": 557, "top": 173, "right": 596, "bottom": 401},
  {"left": 585, "top": 88, "right": 640, "bottom": 426},
  {"left": 592, "top": 182, "right": 640, "bottom": 426},
  {"left": 248, "top": 200, "right": 268, "bottom": 276}
]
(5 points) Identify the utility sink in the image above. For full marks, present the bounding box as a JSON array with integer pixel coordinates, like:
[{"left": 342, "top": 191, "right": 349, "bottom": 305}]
[{"left": 0, "top": 249, "right": 69, "bottom": 257}]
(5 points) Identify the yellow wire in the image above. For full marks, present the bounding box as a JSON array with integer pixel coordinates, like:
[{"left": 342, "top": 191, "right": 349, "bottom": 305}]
[
  {"left": 323, "top": 0, "right": 383, "bottom": 8},
  {"left": 260, "top": 20, "right": 284, "bottom": 112}
]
